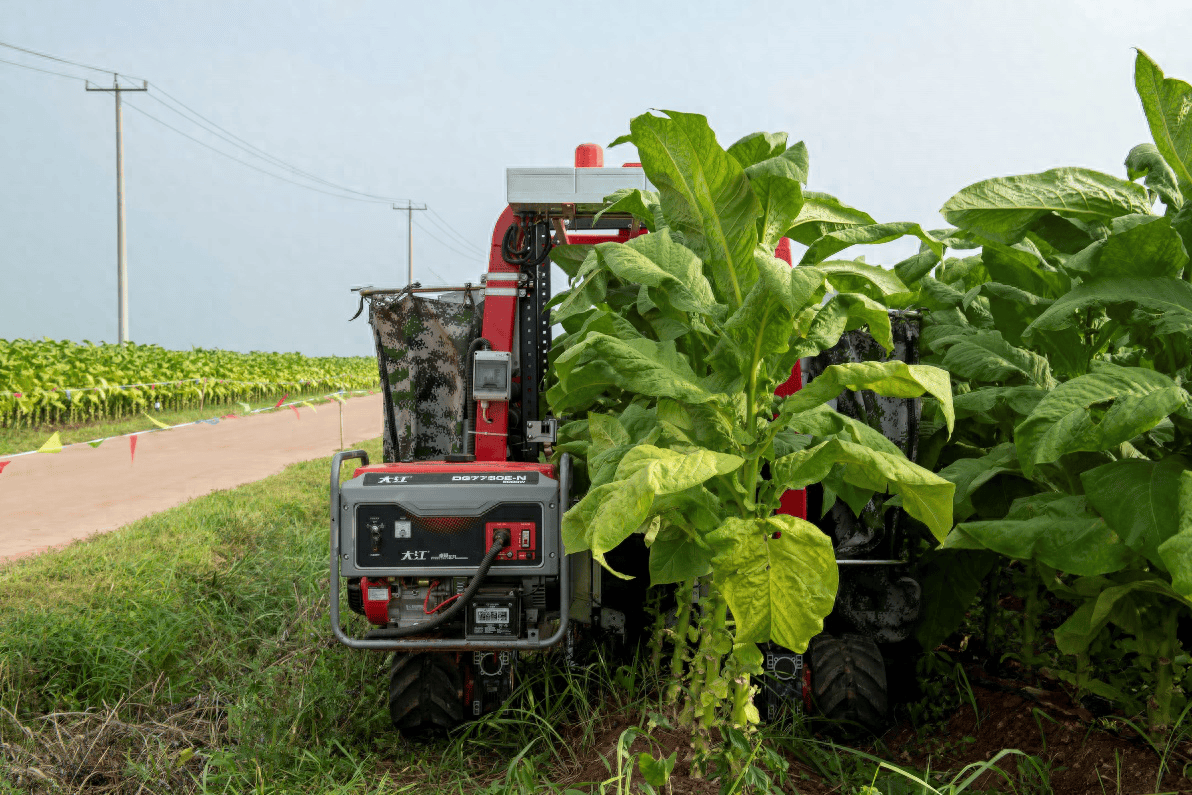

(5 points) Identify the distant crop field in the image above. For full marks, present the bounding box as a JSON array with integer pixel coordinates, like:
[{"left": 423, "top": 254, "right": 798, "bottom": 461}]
[{"left": 0, "top": 339, "right": 378, "bottom": 428}]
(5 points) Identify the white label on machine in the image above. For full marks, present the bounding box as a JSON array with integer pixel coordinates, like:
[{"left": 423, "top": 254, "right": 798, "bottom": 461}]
[
  {"left": 475, "top": 607, "right": 510, "bottom": 624},
  {"left": 366, "top": 587, "right": 389, "bottom": 601},
  {"left": 394, "top": 520, "right": 411, "bottom": 539}
]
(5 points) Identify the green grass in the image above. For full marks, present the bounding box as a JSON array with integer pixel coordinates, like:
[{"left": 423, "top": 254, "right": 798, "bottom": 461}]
[{"left": 0, "top": 388, "right": 365, "bottom": 455}]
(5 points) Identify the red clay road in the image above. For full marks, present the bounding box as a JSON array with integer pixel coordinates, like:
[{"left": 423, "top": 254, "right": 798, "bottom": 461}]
[{"left": 0, "top": 394, "right": 383, "bottom": 563}]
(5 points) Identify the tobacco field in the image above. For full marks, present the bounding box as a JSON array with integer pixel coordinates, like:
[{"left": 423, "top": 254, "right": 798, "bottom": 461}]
[{"left": 0, "top": 339, "right": 378, "bottom": 428}]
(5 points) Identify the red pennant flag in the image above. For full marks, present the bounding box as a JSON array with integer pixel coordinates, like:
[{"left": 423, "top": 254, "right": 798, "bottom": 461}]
[
  {"left": 291, "top": 406, "right": 301, "bottom": 419},
  {"left": 0, "top": 460, "right": 10, "bottom": 474},
  {"left": 274, "top": 393, "right": 289, "bottom": 408},
  {"left": 130, "top": 435, "right": 137, "bottom": 463},
  {"left": 222, "top": 414, "right": 238, "bottom": 419}
]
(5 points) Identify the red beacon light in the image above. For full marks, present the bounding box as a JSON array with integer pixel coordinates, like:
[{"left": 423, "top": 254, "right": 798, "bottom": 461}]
[{"left": 574, "top": 143, "right": 603, "bottom": 168}]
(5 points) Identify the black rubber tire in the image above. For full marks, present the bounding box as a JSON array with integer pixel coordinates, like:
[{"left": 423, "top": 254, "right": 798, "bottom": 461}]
[
  {"left": 809, "top": 633, "right": 887, "bottom": 736},
  {"left": 387, "top": 652, "right": 464, "bottom": 734}
]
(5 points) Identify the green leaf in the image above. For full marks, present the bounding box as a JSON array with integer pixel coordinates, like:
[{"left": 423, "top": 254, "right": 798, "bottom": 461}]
[
  {"left": 937, "top": 443, "right": 1023, "bottom": 521},
  {"left": 727, "top": 131, "right": 789, "bottom": 169},
  {"left": 595, "top": 229, "right": 718, "bottom": 314},
  {"left": 915, "top": 549, "right": 1000, "bottom": 649},
  {"left": 944, "top": 494, "right": 1136, "bottom": 576},
  {"left": 819, "top": 260, "right": 910, "bottom": 302},
  {"left": 627, "top": 110, "right": 761, "bottom": 308},
  {"left": 1014, "top": 364, "right": 1191, "bottom": 476},
  {"left": 781, "top": 360, "right": 954, "bottom": 436},
  {"left": 1082, "top": 457, "right": 1187, "bottom": 570},
  {"left": 1125, "top": 143, "right": 1183, "bottom": 209},
  {"left": 771, "top": 437, "right": 955, "bottom": 542},
  {"left": 1064, "top": 216, "right": 1188, "bottom": 281},
  {"left": 594, "top": 188, "right": 663, "bottom": 231},
  {"left": 648, "top": 523, "right": 712, "bottom": 585},
  {"left": 547, "top": 333, "right": 716, "bottom": 413},
  {"left": 562, "top": 445, "right": 744, "bottom": 558},
  {"left": 799, "top": 222, "right": 945, "bottom": 266},
  {"left": 746, "top": 154, "right": 806, "bottom": 250},
  {"left": 1054, "top": 575, "right": 1192, "bottom": 655},
  {"left": 786, "top": 192, "right": 876, "bottom": 245},
  {"left": 549, "top": 243, "right": 596, "bottom": 279},
  {"left": 1135, "top": 50, "right": 1192, "bottom": 190},
  {"left": 782, "top": 403, "right": 904, "bottom": 456},
  {"left": 939, "top": 332, "right": 1054, "bottom": 388},
  {"left": 705, "top": 515, "right": 838, "bottom": 650},
  {"left": 940, "top": 168, "right": 1153, "bottom": 245},
  {"left": 637, "top": 750, "right": 677, "bottom": 788},
  {"left": 790, "top": 292, "right": 894, "bottom": 360},
  {"left": 1158, "top": 470, "right": 1192, "bottom": 598},
  {"left": 1026, "top": 276, "right": 1192, "bottom": 341}
]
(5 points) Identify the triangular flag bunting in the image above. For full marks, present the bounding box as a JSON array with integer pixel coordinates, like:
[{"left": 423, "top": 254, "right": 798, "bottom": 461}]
[
  {"left": 291, "top": 406, "right": 301, "bottom": 419},
  {"left": 238, "top": 402, "right": 250, "bottom": 413},
  {"left": 143, "top": 412, "right": 171, "bottom": 430},
  {"left": 274, "top": 394, "right": 289, "bottom": 408},
  {"left": 0, "top": 460, "right": 9, "bottom": 474},
  {"left": 222, "top": 414, "right": 238, "bottom": 419},
  {"left": 130, "top": 434, "right": 138, "bottom": 463},
  {"left": 87, "top": 439, "right": 104, "bottom": 449},
  {"left": 301, "top": 401, "right": 316, "bottom": 413},
  {"left": 38, "top": 432, "right": 63, "bottom": 454}
]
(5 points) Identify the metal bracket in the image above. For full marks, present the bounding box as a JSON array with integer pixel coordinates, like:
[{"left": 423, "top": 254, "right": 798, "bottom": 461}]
[{"left": 525, "top": 418, "right": 557, "bottom": 444}]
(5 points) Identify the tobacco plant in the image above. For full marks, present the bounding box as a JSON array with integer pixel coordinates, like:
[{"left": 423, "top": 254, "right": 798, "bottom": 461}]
[
  {"left": 907, "top": 52, "right": 1192, "bottom": 732},
  {"left": 544, "top": 111, "right": 955, "bottom": 749}
]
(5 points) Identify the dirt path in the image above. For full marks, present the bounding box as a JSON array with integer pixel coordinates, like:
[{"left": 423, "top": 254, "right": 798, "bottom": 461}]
[{"left": 0, "top": 394, "right": 383, "bottom": 562}]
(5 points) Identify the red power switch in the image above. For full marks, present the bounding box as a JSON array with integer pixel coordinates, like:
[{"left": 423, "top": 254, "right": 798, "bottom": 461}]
[{"left": 485, "top": 522, "right": 536, "bottom": 561}]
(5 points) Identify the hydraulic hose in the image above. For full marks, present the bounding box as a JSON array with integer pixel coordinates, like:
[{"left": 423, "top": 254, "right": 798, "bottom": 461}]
[
  {"left": 462, "top": 337, "right": 491, "bottom": 456},
  {"left": 364, "top": 529, "right": 511, "bottom": 639}
]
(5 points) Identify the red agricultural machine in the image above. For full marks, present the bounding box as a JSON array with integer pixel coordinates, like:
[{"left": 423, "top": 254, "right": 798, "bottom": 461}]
[{"left": 331, "top": 144, "right": 920, "bottom": 734}]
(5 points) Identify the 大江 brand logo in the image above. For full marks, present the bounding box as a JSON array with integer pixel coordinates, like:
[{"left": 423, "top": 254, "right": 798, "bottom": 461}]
[
  {"left": 375, "top": 475, "right": 411, "bottom": 484},
  {"left": 399, "top": 550, "right": 428, "bottom": 561}
]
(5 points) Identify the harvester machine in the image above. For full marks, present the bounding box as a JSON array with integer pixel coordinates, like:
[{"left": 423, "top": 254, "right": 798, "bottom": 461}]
[{"left": 331, "top": 144, "right": 924, "bottom": 735}]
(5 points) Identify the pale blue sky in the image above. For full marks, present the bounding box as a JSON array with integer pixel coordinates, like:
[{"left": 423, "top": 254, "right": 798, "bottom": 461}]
[{"left": 1, "top": 1, "right": 1187, "bottom": 356}]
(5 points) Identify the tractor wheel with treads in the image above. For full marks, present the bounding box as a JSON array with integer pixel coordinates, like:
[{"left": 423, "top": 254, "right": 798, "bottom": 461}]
[
  {"left": 809, "top": 633, "right": 887, "bottom": 736},
  {"left": 388, "top": 652, "right": 464, "bottom": 734}
]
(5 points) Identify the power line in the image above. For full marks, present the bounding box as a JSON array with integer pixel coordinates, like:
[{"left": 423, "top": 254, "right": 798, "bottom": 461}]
[
  {"left": 0, "top": 39, "right": 144, "bottom": 80},
  {"left": 0, "top": 55, "right": 87, "bottom": 83},
  {"left": 121, "top": 100, "right": 396, "bottom": 204},
  {"left": 413, "top": 215, "right": 486, "bottom": 262},
  {"left": 145, "top": 88, "right": 415, "bottom": 204},
  {"left": 425, "top": 208, "right": 486, "bottom": 255}
]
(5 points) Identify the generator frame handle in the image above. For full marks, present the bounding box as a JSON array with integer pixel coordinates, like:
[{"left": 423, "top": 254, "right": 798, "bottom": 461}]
[{"left": 328, "top": 449, "right": 573, "bottom": 651}]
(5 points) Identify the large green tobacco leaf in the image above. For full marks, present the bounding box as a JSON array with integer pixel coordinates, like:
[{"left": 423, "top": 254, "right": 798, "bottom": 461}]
[
  {"left": 1081, "top": 457, "right": 1187, "bottom": 570},
  {"left": 1031, "top": 273, "right": 1192, "bottom": 332},
  {"left": 798, "top": 222, "right": 945, "bottom": 266},
  {"left": 1014, "top": 364, "right": 1190, "bottom": 476},
  {"left": 547, "top": 333, "right": 717, "bottom": 413},
  {"left": 1125, "top": 143, "right": 1183, "bottom": 209},
  {"left": 1063, "top": 216, "right": 1188, "bottom": 281},
  {"left": 940, "top": 168, "right": 1152, "bottom": 245},
  {"left": 726, "top": 131, "right": 789, "bottom": 169},
  {"left": 1158, "top": 470, "right": 1192, "bottom": 598},
  {"left": 772, "top": 437, "right": 955, "bottom": 541},
  {"left": 594, "top": 188, "right": 664, "bottom": 232},
  {"left": 788, "top": 292, "right": 894, "bottom": 362},
  {"left": 705, "top": 515, "right": 838, "bottom": 650},
  {"left": 626, "top": 110, "right": 760, "bottom": 308},
  {"left": 648, "top": 523, "right": 713, "bottom": 585},
  {"left": 594, "top": 230, "right": 718, "bottom": 314},
  {"left": 1135, "top": 50, "right": 1192, "bottom": 189},
  {"left": 782, "top": 404, "right": 904, "bottom": 457},
  {"left": 819, "top": 260, "right": 910, "bottom": 303},
  {"left": 937, "top": 443, "right": 1023, "bottom": 521},
  {"left": 549, "top": 243, "right": 596, "bottom": 279},
  {"left": 939, "top": 331, "right": 1054, "bottom": 388},
  {"left": 786, "top": 192, "right": 876, "bottom": 245},
  {"left": 1054, "top": 575, "right": 1192, "bottom": 655},
  {"left": 745, "top": 152, "right": 807, "bottom": 250},
  {"left": 780, "top": 360, "right": 955, "bottom": 435},
  {"left": 943, "top": 494, "right": 1136, "bottom": 576},
  {"left": 561, "top": 445, "right": 743, "bottom": 561}
]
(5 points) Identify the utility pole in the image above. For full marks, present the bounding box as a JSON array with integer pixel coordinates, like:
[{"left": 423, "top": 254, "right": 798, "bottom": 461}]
[
  {"left": 87, "top": 74, "right": 147, "bottom": 344},
  {"left": 392, "top": 202, "right": 427, "bottom": 285}
]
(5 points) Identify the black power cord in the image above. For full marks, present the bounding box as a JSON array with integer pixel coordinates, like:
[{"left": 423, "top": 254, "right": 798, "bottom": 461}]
[
  {"left": 501, "top": 214, "right": 552, "bottom": 268},
  {"left": 364, "top": 529, "right": 511, "bottom": 639}
]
